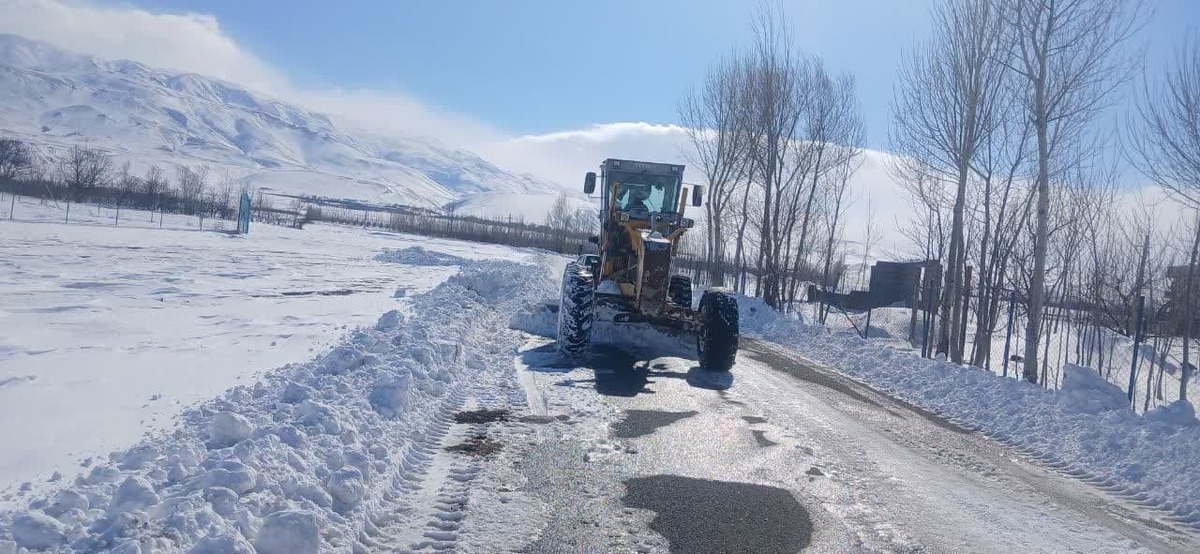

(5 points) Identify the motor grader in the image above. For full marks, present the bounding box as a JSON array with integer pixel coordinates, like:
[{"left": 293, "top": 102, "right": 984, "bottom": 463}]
[{"left": 556, "top": 158, "right": 739, "bottom": 371}]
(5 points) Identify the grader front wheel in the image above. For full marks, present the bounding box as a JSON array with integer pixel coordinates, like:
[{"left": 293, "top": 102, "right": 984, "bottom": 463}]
[
  {"left": 696, "top": 289, "right": 739, "bottom": 371},
  {"left": 556, "top": 262, "right": 595, "bottom": 359}
]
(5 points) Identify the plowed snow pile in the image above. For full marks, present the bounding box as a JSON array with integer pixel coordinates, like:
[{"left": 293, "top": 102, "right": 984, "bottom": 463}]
[
  {"left": 0, "top": 259, "right": 555, "bottom": 553},
  {"left": 738, "top": 296, "right": 1200, "bottom": 529}
]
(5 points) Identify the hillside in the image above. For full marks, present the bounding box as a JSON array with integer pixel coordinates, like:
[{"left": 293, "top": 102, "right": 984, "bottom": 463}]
[{"left": 0, "top": 34, "right": 560, "bottom": 209}]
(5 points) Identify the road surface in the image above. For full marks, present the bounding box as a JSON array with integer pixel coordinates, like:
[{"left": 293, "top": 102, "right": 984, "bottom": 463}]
[{"left": 396, "top": 336, "right": 1200, "bottom": 553}]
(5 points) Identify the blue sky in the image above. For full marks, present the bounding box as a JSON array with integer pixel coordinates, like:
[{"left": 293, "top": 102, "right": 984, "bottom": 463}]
[
  {"left": 120, "top": 0, "right": 936, "bottom": 148},
  {"left": 2, "top": 0, "right": 1195, "bottom": 155},
  {"left": 134, "top": 0, "right": 1194, "bottom": 150}
]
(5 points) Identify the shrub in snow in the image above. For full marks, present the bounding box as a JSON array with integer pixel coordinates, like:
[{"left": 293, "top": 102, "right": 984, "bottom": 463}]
[
  {"left": 208, "top": 412, "right": 253, "bottom": 448},
  {"left": 188, "top": 531, "right": 254, "bottom": 554},
  {"left": 254, "top": 510, "right": 320, "bottom": 554},
  {"left": 107, "top": 476, "right": 161, "bottom": 516},
  {"left": 11, "top": 511, "right": 67, "bottom": 549},
  {"left": 1057, "top": 364, "right": 1128, "bottom": 415}
]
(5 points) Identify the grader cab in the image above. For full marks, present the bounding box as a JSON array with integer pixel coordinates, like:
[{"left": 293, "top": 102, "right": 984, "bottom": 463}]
[{"left": 556, "top": 158, "right": 740, "bottom": 371}]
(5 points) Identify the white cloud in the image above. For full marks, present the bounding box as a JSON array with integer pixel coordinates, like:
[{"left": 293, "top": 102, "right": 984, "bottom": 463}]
[
  {"left": 0, "top": 1, "right": 702, "bottom": 190},
  {"left": 0, "top": 0, "right": 285, "bottom": 93},
  {"left": 296, "top": 89, "right": 506, "bottom": 152},
  {"left": 480, "top": 122, "right": 692, "bottom": 188}
]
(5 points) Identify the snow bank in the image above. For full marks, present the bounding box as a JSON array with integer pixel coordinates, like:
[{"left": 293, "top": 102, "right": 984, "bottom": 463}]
[
  {"left": 739, "top": 295, "right": 1200, "bottom": 527},
  {"left": 374, "top": 246, "right": 465, "bottom": 266},
  {"left": 0, "top": 257, "right": 546, "bottom": 552}
]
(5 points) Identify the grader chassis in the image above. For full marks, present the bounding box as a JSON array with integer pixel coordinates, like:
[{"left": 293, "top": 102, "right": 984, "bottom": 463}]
[{"left": 556, "top": 158, "right": 739, "bottom": 371}]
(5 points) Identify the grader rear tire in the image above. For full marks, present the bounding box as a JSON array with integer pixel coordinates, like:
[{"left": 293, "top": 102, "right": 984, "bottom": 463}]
[
  {"left": 696, "top": 289, "right": 739, "bottom": 371},
  {"left": 669, "top": 274, "right": 693, "bottom": 308}
]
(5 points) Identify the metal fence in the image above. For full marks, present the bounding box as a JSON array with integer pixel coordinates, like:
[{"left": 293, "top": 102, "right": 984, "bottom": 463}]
[{"left": 799, "top": 286, "right": 1199, "bottom": 414}]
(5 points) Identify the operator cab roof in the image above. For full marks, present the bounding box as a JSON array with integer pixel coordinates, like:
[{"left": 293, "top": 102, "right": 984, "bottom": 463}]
[{"left": 603, "top": 158, "right": 685, "bottom": 176}]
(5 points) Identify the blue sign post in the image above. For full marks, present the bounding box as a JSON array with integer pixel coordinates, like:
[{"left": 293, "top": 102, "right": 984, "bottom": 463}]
[{"left": 237, "top": 192, "right": 252, "bottom": 234}]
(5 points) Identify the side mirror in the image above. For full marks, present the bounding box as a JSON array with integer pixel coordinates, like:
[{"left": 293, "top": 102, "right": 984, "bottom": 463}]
[
  {"left": 691, "top": 185, "right": 703, "bottom": 206},
  {"left": 584, "top": 172, "right": 597, "bottom": 195}
]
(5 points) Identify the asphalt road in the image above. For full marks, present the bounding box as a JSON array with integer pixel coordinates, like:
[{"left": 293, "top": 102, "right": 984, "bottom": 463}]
[{"left": 510, "top": 337, "right": 1200, "bottom": 553}]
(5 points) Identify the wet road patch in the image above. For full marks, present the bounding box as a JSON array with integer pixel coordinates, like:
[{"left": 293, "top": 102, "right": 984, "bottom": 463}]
[
  {"left": 751, "top": 430, "right": 777, "bottom": 447},
  {"left": 445, "top": 435, "right": 502, "bottom": 457},
  {"left": 453, "top": 408, "right": 510, "bottom": 424},
  {"left": 622, "top": 475, "right": 812, "bottom": 553},
  {"left": 612, "top": 410, "right": 698, "bottom": 439}
]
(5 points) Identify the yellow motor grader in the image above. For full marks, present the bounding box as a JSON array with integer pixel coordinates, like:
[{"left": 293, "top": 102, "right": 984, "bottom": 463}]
[{"left": 556, "top": 158, "right": 739, "bottom": 371}]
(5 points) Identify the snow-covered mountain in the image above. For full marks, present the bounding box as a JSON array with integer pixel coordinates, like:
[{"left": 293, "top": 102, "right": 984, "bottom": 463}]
[{"left": 0, "top": 34, "right": 560, "bottom": 208}]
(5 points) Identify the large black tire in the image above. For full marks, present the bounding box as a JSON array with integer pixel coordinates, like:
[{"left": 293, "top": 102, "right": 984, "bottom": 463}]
[
  {"left": 669, "top": 274, "right": 692, "bottom": 308},
  {"left": 557, "top": 262, "right": 595, "bottom": 358},
  {"left": 697, "top": 289, "right": 739, "bottom": 371}
]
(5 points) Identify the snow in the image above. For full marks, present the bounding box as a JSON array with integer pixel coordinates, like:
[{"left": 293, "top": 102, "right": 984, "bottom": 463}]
[
  {"left": 208, "top": 413, "right": 253, "bottom": 449},
  {"left": 0, "top": 205, "right": 554, "bottom": 550},
  {"left": 0, "top": 33, "right": 563, "bottom": 211},
  {"left": 253, "top": 510, "right": 319, "bottom": 554},
  {"left": 10, "top": 512, "right": 65, "bottom": 550},
  {"left": 736, "top": 295, "right": 1200, "bottom": 528},
  {"left": 1057, "top": 364, "right": 1129, "bottom": 415},
  {"left": 0, "top": 199, "right": 537, "bottom": 502}
]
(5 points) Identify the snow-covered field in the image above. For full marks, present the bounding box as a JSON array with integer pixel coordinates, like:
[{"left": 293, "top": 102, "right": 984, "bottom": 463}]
[
  {"left": 3, "top": 193, "right": 1199, "bottom": 551},
  {"left": 0, "top": 199, "right": 537, "bottom": 510}
]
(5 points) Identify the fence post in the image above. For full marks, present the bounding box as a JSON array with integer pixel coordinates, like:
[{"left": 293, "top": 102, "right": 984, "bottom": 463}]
[
  {"left": 9, "top": 192, "right": 15, "bottom": 220},
  {"left": 1002, "top": 290, "right": 1016, "bottom": 378},
  {"left": 863, "top": 308, "right": 872, "bottom": 339},
  {"left": 65, "top": 201, "right": 70, "bottom": 223},
  {"left": 1127, "top": 294, "right": 1146, "bottom": 405}
]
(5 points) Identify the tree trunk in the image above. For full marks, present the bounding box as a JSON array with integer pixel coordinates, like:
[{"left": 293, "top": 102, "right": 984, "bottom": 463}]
[
  {"left": 1024, "top": 104, "right": 1050, "bottom": 384},
  {"left": 1181, "top": 215, "right": 1200, "bottom": 401}
]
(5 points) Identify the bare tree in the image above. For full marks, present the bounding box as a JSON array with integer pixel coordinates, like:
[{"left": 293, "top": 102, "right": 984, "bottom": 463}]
[
  {"left": 1131, "top": 36, "right": 1200, "bottom": 209},
  {"left": 175, "top": 165, "right": 209, "bottom": 216},
  {"left": 1005, "top": 0, "right": 1146, "bottom": 383},
  {"left": 680, "top": 53, "right": 752, "bottom": 286},
  {"left": 0, "top": 138, "right": 33, "bottom": 180},
  {"left": 742, "top": 4, "right": 811, "bottom": 308},
  {"left": 1128, "top": 36, "right": 1200, "bottom": 399},
  {"left": 1179, "top": 214, "right": 1200, "bottom": 399},
  {"left": 55, "top": 146, "right": 112, "bottom": 203},
  {"left": 859, "top": 197, "right": 882, "bottom": 290},
  {"left": 817, "top": 153, "right": 861, "bottom": 323},
  {"left": 891, "top": 0, "right": 1009, "bottom": 363}
]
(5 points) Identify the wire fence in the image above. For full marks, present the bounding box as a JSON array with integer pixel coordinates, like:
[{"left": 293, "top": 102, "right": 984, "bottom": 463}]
[
  {"left": 798, "top": 285, "right": 1199, "bottom": 414},
  {"left": 1, "top": 188, "right": 303, "bottom": 232}
]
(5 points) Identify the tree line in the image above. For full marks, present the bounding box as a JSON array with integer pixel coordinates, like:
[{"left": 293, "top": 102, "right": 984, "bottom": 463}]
[
  {"left": 677, "top": 5, "right": 865, "bottom": 323},
  {"left": 680, "top": 0, "right": 1200, "bottom": 398},
  {"left": 0, "top": 140, "right": 278, "bottom": 222}
]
